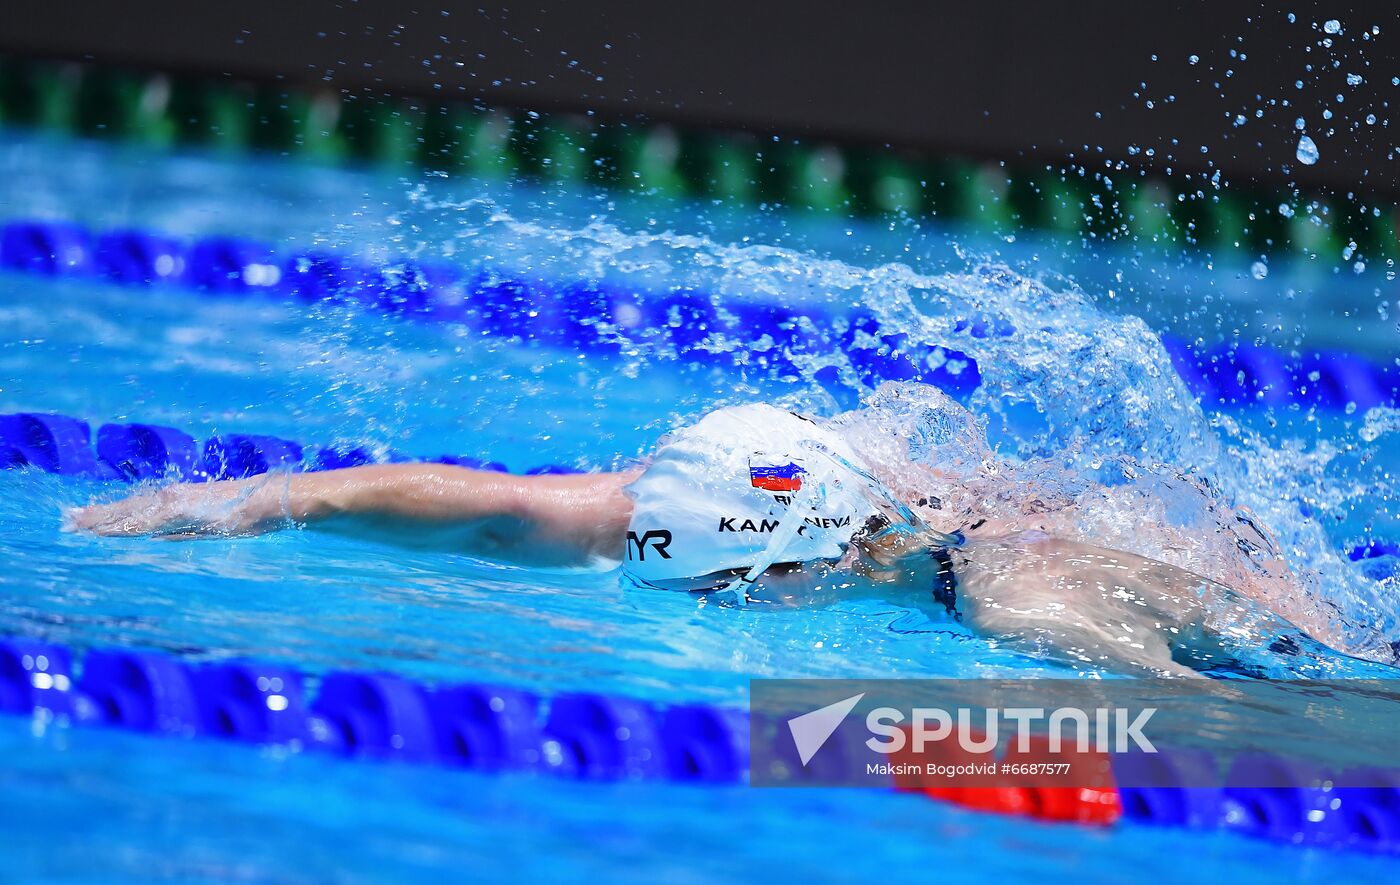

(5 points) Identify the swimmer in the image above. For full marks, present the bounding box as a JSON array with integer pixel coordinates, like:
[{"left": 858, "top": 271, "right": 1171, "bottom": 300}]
[{"left": 65, "top": 390, "right": 1397, "bottom": 679}]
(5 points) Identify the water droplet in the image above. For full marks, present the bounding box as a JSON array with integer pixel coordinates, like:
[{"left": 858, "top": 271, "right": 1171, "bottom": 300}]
[
  {"left": 1278, "top": 203, "right": 1296, "bottom": 217},
  {"left": 1296, "top": 135, "right": 1320, "bottom": 165},
  {"left": 1251, "top": 261, "right": 1269, "bottom": 279},
  {"left": 1188, "top": 54, "right": 1200, "bottom": 65},
  {"left": 1295, "top": 117, "right": 1307, "bottom": 130},
  {"left": 1323, "top": 19, "right": 1342, "bottom": 34},
  {"left": 1347, "top": 73, "right": 1363, "bottom": 86}
]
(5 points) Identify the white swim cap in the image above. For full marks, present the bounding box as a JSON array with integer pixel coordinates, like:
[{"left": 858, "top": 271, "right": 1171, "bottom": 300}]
[{"left": 622, "top": 404, "right": 880, "bottom": 591}]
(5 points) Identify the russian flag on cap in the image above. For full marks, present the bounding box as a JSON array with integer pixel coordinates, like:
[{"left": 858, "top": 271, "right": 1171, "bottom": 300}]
[{"left": 749, "top": 458, "right": 806, "bottom": 492}]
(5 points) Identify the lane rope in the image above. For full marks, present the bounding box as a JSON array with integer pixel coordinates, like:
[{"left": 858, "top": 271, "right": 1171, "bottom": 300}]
[
  {"left": 1, "top": 217, "right": 1395, "bottom": 411},
  {"left": 5, "top": 636, "right": 1400, "bottom": 850}
]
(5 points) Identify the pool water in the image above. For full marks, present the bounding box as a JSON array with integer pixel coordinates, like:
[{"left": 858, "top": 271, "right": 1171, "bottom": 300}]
[{"left": 1, "top": 131, "right": 1399, "bottom": 881}]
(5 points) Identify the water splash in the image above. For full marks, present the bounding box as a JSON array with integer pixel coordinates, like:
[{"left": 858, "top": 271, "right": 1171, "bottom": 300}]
[
  {"left": 1295, "top": 134, "right": 1320, "bottom": 165},
  {"left": 374, "top": 192, "right": 1400, "bottom": 665},
  {"left": 1360, "top": 406, "right": 1400, "bottom": 443}
]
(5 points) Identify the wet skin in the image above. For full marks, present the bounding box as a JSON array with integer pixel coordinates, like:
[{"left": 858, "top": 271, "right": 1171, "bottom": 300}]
[{"left": 68, "top": 464, "right": 1384, "bottom": 678}]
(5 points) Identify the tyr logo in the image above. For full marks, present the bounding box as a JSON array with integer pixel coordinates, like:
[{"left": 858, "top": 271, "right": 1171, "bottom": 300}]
[{"left": 626, "top": 529, "right": 673, "bottom": 561}]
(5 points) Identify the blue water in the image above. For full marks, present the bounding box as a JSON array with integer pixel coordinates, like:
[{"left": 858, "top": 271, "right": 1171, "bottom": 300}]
[
  {"left": 1, "top": 131, "right": 1399, "bottom": 881},
  {"left": 13, "top": 713, "right": 1394, "bottom": 885}
]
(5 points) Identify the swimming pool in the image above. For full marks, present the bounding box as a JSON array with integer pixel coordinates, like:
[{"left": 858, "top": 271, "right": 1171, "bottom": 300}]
[{"left": 2, "top": 131, "right": 1399, "bottom": 882}]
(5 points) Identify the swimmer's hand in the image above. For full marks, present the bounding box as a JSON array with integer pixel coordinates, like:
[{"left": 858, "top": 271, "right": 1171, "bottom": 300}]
[{"left": 64, "top": 475, "right": 295, "bottom": 538}]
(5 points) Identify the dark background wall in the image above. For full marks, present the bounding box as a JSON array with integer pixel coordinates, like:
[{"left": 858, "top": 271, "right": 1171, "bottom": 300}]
[{"left": 5, "top": 1, "right": 1398, "bottom": 194}]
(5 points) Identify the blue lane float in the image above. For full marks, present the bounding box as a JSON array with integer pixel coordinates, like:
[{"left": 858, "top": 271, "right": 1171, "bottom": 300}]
[
  {"left": 659, "top": 704, "right": 750, "bottom": 782},
  {"left": 308, "top": 671, "right": 439, "bottom": 761},
  {"left": 0, "top": 640, "right": 74, "bottom": 716},
  {"left": 4, "top": 635, "right": 1396, "bottom": 853},
  {"left": 1112, "top": 748, "right": 1224, "bottom": 830},
  {"left": 95, "top": 229, "right": 185, "bottom": 284},
  {"left": 1220, "top": 754, "right": 1357, "bottom": 847},
  {"left": 0, "top": 636, "right": 743, "bottom": 787},
  {"left": 0, "top": 413, "right": 114, "bottom": 479},
  {"left": 0, "top": 214, "right": 1388, "bottom": 408},
  {"left": 1113, "top": 748, "right": 1400, "bottom": 855},
  {"left": 0, "top": 411, "right": 572, "bottom": 481},
  {"left": 5, "top": 216, "right": 1393, "bottom": 410},
  {"left": 186, "top": 237, "right": 281, "bottom": 294},
  {"left": 308, "top": 445, "right": 379, "bottom": 472},
  {"left": 1335, "top": 769, "right": 1400, "bottom": 852},
  {"left": 193, "top": 661, "right": 307, "bottom": 744},
  {"left": 542, "top": 693, "right": 668, "bottom": 780},
  {"left": 78, "top": 649, "right": 202, "bottom": 734},
  {"left": 1351, "top": 541, "right": 1400, "bottom": 561},
  {"left": 96, "top": 422, "right": 198, "bottom": 481},
  {"left": 1161, "top": 335, "right": 1396, "bottom": 411},
  {"left": 200, "top": 434, "right": 305, "bottom": 481},
  {"left": 0, "top": 221, "right": 92, "bottom": 275},
  {"left": 429, "top": 683, "right": 542, "bottom": 771}
]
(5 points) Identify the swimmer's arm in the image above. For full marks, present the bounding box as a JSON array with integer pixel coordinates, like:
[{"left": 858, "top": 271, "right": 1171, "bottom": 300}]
[{"left": 65, "top": 464, "right": 640, "bottom": 566}]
